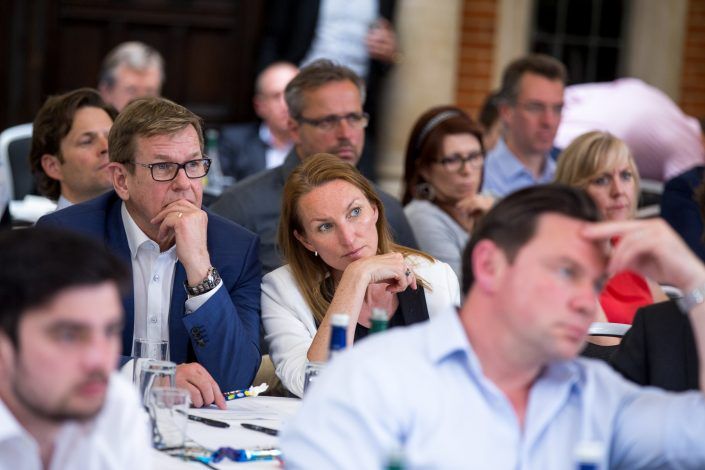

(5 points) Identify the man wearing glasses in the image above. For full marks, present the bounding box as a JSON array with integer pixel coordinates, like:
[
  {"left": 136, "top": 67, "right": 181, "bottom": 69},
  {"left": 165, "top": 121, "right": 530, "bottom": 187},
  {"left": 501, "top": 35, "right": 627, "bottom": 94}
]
[
  {"left": 484, "top": 54, "right": 567, "bottom": 197},
  {"left": 37, "top": 97, "right": 262, "bottom": 409},
  {"left": 211, "top": 59, "right": 416, "bottom": 274}
]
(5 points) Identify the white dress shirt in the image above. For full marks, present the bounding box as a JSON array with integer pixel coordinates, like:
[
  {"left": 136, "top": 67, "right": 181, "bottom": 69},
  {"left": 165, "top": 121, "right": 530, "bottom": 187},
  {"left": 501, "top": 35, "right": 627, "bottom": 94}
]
[
  {"left": 121, "top": 203, "right": 220, "bottom": 351},
  {"left": 0, "top": 373, "right": 151, "bottom": 470},
  {"left": 259, "top": 124, "right": 292, "bottom": 169}
]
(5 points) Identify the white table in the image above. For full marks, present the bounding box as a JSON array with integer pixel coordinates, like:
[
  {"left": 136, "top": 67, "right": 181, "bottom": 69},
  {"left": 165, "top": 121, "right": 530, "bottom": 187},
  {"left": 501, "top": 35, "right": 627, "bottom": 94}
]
[{"left": 152, "top": 396, "right": 300, "bottom": 468}]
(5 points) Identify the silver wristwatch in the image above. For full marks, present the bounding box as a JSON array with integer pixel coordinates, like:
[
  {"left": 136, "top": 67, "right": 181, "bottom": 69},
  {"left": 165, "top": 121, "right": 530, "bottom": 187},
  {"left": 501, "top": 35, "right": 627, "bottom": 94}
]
[
  {"left": 677, "top": 283, "right": 705, "bottom": 314},
  {"left": 184, "top": 266, "right": 221, "bottom": 296}
]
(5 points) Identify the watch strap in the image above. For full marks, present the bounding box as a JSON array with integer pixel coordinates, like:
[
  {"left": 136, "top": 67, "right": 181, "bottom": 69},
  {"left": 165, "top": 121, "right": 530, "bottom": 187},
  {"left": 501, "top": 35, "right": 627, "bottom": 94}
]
[
  {"left": 184, "top": 266, "right": 221, "bottom": 296},
  {"left": 677, "top": 283, "right": 705, "bottom": 313}
]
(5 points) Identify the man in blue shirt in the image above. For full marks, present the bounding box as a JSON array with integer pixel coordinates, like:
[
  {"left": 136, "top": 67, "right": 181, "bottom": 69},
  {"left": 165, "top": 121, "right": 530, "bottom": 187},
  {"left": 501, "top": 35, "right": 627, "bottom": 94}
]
[
  {"left": 281, "top": 185, "right": 705, "bottom": 468},
  {"left": 484, "top": 54, "right": 566, "bottom": 196}
]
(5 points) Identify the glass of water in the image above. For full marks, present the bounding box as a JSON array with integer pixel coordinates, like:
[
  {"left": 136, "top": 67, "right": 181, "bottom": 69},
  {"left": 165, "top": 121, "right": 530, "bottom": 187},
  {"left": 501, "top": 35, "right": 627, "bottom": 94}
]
[
  {"left": 139, "top": 360, "right": 176, "bottom": 404},
  {"left": 303, "top": 361, "right": 326, "bottom": 395},
  {"left": 148, "top": 387, "right": 190, "bottom": 449},
  {"left": 132, "top": 338, "right": 169, "bottom": 385}
]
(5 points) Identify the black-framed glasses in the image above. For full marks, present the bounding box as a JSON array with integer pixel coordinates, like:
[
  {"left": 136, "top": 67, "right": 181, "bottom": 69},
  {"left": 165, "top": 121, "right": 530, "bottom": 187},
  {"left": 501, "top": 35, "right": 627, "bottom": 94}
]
[
  {"left": 434, "top": 151, "right": 484, "bottom": 172},
  {"left": 297, "top": 112, "right": 369, "bottom": 132},
  {"left": 132, "top": 158, "right": 212, "bottom": 182}
]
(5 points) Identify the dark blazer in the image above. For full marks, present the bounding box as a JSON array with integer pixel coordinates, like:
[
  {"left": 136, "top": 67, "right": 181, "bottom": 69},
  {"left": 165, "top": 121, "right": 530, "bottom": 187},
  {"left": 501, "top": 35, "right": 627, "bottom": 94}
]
[
  {"left": 209, "top": 150, "right": 418, "bottom": 274},
  {"left": 219, "top": 122, "right": 269, "bottom": 181},
  {"left": 661, "top": 166, "right": 705, "bottom": 263},
  {"left": 610, "top": 300, "right": 699, "bottom": 392},
  {"left": 37, "top": 191, "right": 262, "bottom": 391}
]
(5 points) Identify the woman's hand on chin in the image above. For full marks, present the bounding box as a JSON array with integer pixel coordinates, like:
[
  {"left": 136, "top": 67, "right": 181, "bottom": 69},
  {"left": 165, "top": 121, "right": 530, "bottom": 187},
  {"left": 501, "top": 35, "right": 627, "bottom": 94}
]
[
  {"left": 345, "top": 252, "right": 417, "bottom": 294},
  {"left": 456, "top": 193, "right": 495, "bottom": 217}
]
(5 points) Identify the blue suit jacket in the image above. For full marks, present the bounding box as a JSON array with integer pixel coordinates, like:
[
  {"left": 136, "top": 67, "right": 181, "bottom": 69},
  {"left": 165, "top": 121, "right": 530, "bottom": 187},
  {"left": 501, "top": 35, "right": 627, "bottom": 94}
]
[{"left": 37, "top": 191, "right": 262, "bottom": 390}]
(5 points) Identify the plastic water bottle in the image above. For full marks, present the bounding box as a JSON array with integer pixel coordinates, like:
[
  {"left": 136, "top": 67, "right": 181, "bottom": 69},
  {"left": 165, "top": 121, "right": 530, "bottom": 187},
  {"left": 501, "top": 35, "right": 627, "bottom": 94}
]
[
  {"left": 369, "top": 308, "right": 389, "bottom": 334},
  {"left": 204, "top": 128, "right": 231, "bottom": 195},
  {"left": 328, "top": 313, "right": 349, "bottom": 360},
  {"left": 385, "top": 444, "right": 405, "bottom": 470}
]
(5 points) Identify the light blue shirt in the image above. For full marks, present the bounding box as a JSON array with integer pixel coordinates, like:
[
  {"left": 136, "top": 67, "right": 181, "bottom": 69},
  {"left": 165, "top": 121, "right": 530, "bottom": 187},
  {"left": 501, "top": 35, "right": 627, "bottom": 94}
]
[
  {"left": 484, "top": 137, "right": 556, "bottom": 197},
  {"left": 280, "top": 307, "right": 705, "bottom": 469}
]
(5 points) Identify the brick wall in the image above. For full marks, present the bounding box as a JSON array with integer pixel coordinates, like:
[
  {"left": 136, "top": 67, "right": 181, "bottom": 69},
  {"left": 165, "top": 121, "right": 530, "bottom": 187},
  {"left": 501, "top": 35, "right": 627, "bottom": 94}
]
[
  {"left": 456, "top": 0, "right": 498, "bottom": 120},
  {"left": 681, "top": 0, "right": 705, "bottom": 118}
]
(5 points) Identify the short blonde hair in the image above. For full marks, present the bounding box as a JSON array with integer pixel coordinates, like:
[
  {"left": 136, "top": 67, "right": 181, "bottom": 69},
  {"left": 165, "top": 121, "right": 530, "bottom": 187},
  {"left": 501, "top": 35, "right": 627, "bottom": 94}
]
[{"left": 554, "top": 131, "right": 640, "bottom": 204}]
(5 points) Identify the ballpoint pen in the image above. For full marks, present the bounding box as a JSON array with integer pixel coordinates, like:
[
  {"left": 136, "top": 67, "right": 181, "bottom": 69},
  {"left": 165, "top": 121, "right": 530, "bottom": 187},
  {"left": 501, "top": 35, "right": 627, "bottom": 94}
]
[
  {"left": 240, "top": 423, "right": 279, "bottom": 436},
  {"left": 179, "top": 411, "right": 230, "bottom": 428}
]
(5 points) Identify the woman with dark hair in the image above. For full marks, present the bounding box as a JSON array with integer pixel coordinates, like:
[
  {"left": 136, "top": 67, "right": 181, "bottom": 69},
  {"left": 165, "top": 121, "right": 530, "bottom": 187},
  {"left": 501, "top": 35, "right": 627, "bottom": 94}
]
[
  {"left": 262, "top": 153, "right": 460, "bottom": 397},
  {"left": 402, "top": 106, "right": 493, "bottom": 278}
]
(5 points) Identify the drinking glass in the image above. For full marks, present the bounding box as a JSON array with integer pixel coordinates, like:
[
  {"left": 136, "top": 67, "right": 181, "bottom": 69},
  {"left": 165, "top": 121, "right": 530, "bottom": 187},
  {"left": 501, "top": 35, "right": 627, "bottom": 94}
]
[
  {"left": 148, "top": 387, "right": 190, "bottom": 449},
  {"left": 139, "top": 360, "right": 176, "bottom": 404},
  {"left": 132, "top": 338, "right": 169, "bottom": 385},
  {"left": 303, "top": 361, "right": 326, "bottom": 395}
]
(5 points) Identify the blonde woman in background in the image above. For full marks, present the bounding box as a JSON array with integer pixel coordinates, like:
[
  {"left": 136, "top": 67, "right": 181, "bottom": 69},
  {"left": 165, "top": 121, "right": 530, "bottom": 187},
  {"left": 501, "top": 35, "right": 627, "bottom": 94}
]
[{"left": 555, "top": 131, "right": 667, "bottom": 324}]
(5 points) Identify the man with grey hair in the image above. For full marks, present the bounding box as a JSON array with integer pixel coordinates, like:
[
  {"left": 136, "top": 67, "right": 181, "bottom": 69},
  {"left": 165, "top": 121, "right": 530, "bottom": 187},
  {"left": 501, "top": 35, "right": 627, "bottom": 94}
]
[
  {"left": 211, "top": 59, "right": 416, "bottom": 274},
  {"left": 98, "top": 41, "right": 165, "bottom": 112},
  {"left": 484, "top": 54, "right": 567, "bottom": 197}
]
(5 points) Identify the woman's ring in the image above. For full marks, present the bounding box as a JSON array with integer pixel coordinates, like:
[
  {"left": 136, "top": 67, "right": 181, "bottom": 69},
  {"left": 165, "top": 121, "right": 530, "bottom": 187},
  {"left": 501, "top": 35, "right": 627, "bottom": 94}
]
[
  {"left": 405, "top": 269, "right": 411, "bottom": 277},
  {"left": 177, "top": 212, "right": 183, "bottom": 219}
]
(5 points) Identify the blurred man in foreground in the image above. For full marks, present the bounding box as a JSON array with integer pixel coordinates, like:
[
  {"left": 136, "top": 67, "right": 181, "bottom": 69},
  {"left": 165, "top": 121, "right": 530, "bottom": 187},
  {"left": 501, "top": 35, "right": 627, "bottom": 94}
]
[
  {"left": 0, "top": 228, "right": 150, "bottom": 468},
  {"left": 282, "top": 185, "right": 705, "bottom": 468}
]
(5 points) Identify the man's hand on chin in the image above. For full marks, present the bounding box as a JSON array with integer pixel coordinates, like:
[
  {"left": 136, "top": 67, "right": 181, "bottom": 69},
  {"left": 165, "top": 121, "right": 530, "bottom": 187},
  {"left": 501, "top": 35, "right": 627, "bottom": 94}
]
[{"left": 151, "top": 199, "right": 211, "bottom": 283}]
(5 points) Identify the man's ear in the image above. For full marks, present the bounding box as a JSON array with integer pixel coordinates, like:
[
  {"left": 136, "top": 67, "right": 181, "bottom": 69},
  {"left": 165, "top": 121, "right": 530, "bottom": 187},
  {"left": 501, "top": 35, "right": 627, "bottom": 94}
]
[
  {"left": 98, "top": 83, "right": 112, "bottom": 103},
  {"left": 0, "top": 331, "right": 15, "bottom": 376},
  {"left": 109, "top": 163, "right": 130, "bottom": 201},
  {"left": 40, "top": 154, "right": 64, "bottom": 181},
  {"left": 471, "top": 239, "right": 508, "bottom": 294},
  {"left": 253, "top": 95, "right": 265, "bottom": 120},
  {"left": 293, "top": 229, "right": 315, "bottom": 253},
  {"left": 288, "top": 117, "right": 301, "bottom": 145}
]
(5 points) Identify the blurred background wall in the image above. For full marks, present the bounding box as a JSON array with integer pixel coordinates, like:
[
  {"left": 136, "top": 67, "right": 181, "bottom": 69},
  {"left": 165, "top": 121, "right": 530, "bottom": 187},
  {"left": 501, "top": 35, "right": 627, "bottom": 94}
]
[{"left": 2, "top": 0, "right": 703, "bottom": 196}]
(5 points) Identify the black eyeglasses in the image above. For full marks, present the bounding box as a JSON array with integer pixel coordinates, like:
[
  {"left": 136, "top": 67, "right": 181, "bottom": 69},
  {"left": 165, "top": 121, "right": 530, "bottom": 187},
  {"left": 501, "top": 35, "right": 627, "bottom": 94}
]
[
  {"left": 297, "top": 112, "right": 369, "bottom": 132},
  {"left": 434, "top": 151, "right": 484, "bottom": 172},
  {"left": 132, "top": 158, "right": 212, "bottom": 182}
]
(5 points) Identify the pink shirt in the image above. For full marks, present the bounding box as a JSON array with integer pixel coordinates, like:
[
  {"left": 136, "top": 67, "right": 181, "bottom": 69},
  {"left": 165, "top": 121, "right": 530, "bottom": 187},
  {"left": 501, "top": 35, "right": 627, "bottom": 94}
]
[{"left": 556, "top": 78, "right": 704, "bottom": 181}]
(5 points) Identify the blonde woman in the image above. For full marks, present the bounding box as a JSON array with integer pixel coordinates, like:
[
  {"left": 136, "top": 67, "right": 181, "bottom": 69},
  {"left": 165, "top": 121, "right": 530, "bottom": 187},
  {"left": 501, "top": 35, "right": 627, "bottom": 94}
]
[
  {"left": 262, "top": 154, "right": 460, "bottom": 397},
  {"left": 555, "top": 131, "right": 667, "bottom": 324}
]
